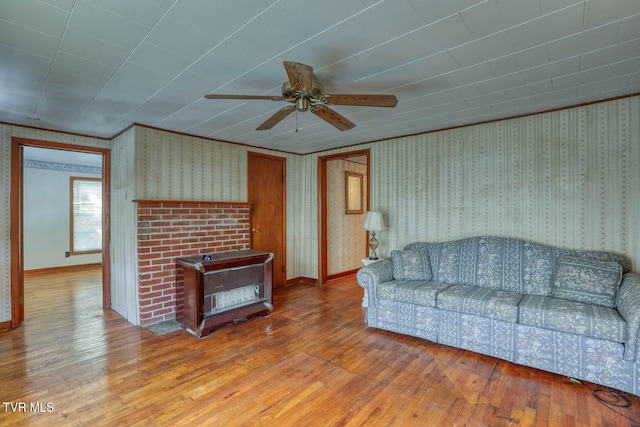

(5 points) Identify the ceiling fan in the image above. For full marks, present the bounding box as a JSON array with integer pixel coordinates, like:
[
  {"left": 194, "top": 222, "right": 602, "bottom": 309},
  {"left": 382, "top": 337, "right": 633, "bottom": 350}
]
[{"left": 204, "top": 61, "right": 398, "bottom": 131}]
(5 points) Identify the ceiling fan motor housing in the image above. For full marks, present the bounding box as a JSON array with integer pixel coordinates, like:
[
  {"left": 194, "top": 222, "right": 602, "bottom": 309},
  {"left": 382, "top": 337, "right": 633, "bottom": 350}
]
[
  {"left": 282, "top": 78, "right": 324, "bottom": 110},
  {"left": 295, "top": 97, "right": 308, "bottom": 112}
]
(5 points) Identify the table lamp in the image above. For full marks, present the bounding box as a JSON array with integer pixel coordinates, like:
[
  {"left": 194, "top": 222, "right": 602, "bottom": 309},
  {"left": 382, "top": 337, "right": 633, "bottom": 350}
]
[{"left": 362, "top": 211, "right": 387, "bottom": 260}]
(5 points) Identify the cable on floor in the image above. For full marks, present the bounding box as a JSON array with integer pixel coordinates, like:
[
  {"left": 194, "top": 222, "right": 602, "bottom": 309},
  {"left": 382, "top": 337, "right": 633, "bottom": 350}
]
[{"left": 569, "top": 377, "right": 638, "bottom": 423}]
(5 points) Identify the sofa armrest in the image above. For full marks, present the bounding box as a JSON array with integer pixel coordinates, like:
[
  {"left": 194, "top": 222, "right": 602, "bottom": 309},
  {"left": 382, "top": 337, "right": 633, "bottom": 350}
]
[
  {"left": 617, "top": 273, "right": 640, "bottom": 361},
  {"left": 356, "top": 258, "right": 394, "bottom": 308}
]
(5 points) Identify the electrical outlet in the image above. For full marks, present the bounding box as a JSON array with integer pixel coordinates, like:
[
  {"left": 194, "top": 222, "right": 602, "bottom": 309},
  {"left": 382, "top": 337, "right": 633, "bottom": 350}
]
[{"left": 65, "top": 251, "right": 70, "bottom": 257}]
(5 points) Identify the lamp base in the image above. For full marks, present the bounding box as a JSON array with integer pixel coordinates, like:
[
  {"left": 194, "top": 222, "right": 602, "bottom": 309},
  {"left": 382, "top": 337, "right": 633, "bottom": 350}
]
[{"left": 368, "top": 232, "right": 379, "bottom": 260}]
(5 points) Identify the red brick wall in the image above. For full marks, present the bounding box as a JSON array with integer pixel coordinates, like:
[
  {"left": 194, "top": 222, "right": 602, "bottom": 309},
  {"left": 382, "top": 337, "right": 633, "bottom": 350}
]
[{"left": 136, "top": 200, "right": 251, "bottom": 326}]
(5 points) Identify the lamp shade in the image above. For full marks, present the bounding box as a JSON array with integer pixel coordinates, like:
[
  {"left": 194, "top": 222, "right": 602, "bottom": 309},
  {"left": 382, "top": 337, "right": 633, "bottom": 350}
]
[{"left": 362, "top": 211, "right": 387, "bottom": 232}]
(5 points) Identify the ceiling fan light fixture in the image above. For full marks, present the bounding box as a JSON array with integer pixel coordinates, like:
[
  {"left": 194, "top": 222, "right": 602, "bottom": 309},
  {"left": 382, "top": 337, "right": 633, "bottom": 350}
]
[{"left": 296, "top": 96, "right": 309, "bottom": 112}]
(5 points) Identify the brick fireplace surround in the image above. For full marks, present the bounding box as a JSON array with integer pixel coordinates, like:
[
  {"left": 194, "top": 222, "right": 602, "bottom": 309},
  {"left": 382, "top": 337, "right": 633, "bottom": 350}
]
[{"left": 136, "top": 200, "right": 251, "bottom": 326}]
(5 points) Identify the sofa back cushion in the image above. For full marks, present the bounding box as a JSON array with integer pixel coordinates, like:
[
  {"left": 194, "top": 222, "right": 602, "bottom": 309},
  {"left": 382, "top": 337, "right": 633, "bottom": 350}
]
[
  {"left": 405, "top": 237, "right": 631, "bottom": 297},
  {"left": 552, "top": 256, "right": 623, "bottom": 308},
  {"left": 554, "top": 248, "right": 631, "bottom": 273},
  {"left": 390, "top": 248, "right": 433, "bottom": 281},
  {"left": 406, "top": 237, "right": 555, "bottom": 295}
]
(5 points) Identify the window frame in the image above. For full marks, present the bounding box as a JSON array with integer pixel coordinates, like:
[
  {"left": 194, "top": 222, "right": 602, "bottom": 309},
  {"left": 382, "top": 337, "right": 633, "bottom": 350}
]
[{"left": 69, "top": 176, "right": 103, "bottom": 256}]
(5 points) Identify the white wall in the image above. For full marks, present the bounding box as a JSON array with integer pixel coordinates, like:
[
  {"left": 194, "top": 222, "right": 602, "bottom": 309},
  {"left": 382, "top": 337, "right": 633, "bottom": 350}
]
[
  {"left": 110, "top": 127, "right": 138, "bottom": 325},
  {"left": 23, "top": 162, "right": 102, "bottom": 270},
  {"left": 0, "top": 125, "right": 110, "bottom": 323}
]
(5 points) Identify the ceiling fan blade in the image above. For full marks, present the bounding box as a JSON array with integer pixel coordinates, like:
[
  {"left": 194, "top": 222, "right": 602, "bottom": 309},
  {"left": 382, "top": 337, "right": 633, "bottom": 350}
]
[
  {"left": 256, "top": 106, "right": 295, "bottom": 131},
  {"left": 283, "top": 61, "right": 314, "bottom": 92},
  {"left": 311, "top": 106, "right": 355, "bottom": 131},
  {"left": 325, "top": 94, "right": 398, "bottom": 107},
  {"left": 204, "top": 94, "right": 284, "bottom": 101}
]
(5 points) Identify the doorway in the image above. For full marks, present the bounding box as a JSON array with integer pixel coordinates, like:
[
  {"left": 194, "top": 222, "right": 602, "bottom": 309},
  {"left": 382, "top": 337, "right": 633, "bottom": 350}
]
[
  {"left": 318, "top": 149, "right": 370, "bottom": 284},
  {"left": 10, "top": 137, "right": 111, "bottom": 328},
  {"left": 247, "top": 152, "right": 286, "bottom": 287}
]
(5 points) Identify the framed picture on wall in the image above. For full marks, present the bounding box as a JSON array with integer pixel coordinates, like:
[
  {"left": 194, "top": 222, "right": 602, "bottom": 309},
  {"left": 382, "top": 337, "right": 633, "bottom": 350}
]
[{"left": 345, "top": 171, "right": 363, "bottom": 214}]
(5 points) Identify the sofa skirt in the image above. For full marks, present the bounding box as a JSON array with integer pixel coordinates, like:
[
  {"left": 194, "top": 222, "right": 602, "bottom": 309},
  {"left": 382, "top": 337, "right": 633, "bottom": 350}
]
[
  {"left": 514, "top": 323, "right": 637, "bottom": 395},
  {"left": 439, "top": 311, "right": 516, "bottom": 362},
  {"left": 366, "top": 300, "right": 440, "bottom": 342},
  {"left": 365, "top": 302, "right": 640, "bottom": 396}
]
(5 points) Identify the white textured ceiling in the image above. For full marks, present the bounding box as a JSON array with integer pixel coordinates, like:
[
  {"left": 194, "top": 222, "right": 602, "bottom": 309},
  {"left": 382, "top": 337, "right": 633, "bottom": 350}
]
[{"left": 1, "top": 0, "right": 639, "bottom": 154}]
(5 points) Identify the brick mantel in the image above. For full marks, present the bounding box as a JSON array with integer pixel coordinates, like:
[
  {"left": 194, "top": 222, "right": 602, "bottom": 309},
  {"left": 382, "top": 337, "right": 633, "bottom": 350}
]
[{"left": 135, "top": 200, "right": 251, "bottom": 325}]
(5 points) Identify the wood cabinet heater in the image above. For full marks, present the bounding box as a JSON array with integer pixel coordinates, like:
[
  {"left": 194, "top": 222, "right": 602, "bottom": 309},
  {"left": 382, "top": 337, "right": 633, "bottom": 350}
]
[{"left": 175, "top": 250, "right": 273, "bottom": 338}]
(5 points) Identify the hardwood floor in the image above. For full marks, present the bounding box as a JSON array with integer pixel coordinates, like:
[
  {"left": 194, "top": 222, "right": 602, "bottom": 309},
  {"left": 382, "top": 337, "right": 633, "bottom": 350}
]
[{"left": 2, "top": 267, "right": 640, "bottom": 426}]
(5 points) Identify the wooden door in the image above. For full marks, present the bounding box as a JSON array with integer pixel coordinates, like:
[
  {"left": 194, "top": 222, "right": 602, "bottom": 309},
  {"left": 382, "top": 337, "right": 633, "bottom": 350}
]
[{"left": 247, "top": 153, "right": 286, "bottom": 287}]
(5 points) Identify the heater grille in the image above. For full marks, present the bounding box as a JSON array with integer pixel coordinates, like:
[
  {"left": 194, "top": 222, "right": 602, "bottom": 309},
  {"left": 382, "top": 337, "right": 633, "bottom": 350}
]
[{"left": 208, "top": 284, "right": 262, "bottom": 315}]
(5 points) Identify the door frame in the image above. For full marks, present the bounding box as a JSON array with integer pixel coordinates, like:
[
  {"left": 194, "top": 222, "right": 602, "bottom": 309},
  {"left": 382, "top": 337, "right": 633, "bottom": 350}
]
[
  {"left": 318, "top": 149, "right": 370, "bottom": 284},
  {"left": 247, "top": 151, "right": 287, "bottom": 286},
  {"left": 10, "top": 137, "right": 111, "bottom": 328}
]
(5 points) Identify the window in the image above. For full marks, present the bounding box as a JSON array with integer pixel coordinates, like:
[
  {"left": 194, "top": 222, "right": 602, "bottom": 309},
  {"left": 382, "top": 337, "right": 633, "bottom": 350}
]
[{"left": 70, "top": 177, "right": 102, "bottom": 254}]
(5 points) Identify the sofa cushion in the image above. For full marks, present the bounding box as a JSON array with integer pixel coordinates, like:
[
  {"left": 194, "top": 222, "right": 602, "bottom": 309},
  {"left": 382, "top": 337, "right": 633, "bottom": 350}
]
[
  {"left": 391, "top": 248, "right": 433, "bottom": 281},
  {"left": 436, "top": 284, "right": 523, "bottom": 323},
  {"left": 413, "top": 237, "right": 555, "bottom": 296},
  {"left": 518, "top": 295, "right": 627, "bottom": 343},
  {"left": 554, "top": 247, "right": 631, "bottom": 273},
  {"left": 377, "top": 280, "right": 451, "bottom": 308},
  {"left": 552, "top": 256, "right": 622, "bottom": 308}
]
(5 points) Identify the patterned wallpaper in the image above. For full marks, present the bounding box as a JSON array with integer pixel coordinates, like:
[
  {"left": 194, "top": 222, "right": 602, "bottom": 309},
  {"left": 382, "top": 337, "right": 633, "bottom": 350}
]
[
  {"left": 327, "top": 159, "right": 367, "bottom": 275},
  {"left": 0, "top": 126, "right": 11, "bottom": 323},
  {"left": 297, "top": 95, "right": 640, "bottom": 277},
  {"left": 285, "top": 154, "right": 317, "bottom": 280},
  {"left": 369, "top": 96, "right": 640, "bottom": 269},
  {"left": 1, "top": 95, "right": 638, "bottom": 324},
  {"left": 24, "top": 159, "right": 102, "bottom": 174},
  {"left": 134, "top": 127, "right": 249, "bottom": 202}
]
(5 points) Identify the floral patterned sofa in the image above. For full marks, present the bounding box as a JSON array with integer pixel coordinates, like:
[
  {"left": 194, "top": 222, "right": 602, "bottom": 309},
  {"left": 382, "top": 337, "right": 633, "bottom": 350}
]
[{"left": 356, "top": 236, "right": 640, "bottom": 396}]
